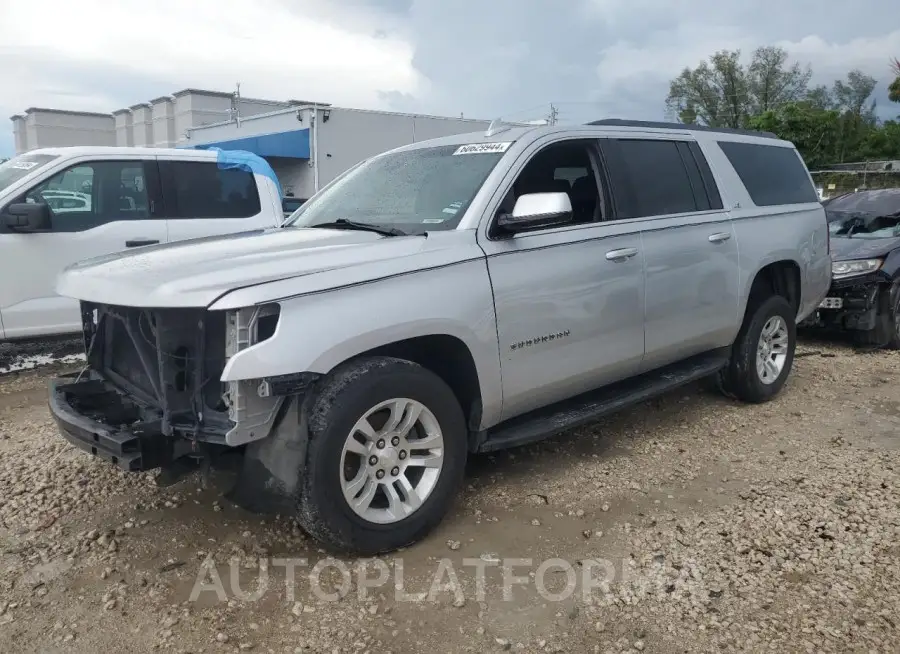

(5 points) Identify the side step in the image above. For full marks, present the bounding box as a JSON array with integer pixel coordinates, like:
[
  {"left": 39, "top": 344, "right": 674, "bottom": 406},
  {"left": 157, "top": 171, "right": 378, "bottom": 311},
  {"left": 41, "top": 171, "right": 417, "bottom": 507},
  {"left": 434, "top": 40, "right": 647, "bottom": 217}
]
[{"left": 476, "top": 348, "right": 729, "bottom": 452}]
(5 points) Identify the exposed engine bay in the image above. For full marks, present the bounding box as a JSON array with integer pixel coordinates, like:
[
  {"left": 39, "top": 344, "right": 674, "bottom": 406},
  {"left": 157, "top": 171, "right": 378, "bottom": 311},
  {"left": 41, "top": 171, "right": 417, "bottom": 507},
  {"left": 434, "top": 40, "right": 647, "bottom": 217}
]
[{"left": 51, "top": 301, "right": 294, "bottom": 471}]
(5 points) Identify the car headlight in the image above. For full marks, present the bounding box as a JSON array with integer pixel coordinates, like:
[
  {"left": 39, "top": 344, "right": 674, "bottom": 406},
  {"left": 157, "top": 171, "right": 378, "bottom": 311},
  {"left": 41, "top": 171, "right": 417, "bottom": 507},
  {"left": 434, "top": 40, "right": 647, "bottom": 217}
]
[{"left": 832, "top": 258, "right": 882, "bottom": 279}]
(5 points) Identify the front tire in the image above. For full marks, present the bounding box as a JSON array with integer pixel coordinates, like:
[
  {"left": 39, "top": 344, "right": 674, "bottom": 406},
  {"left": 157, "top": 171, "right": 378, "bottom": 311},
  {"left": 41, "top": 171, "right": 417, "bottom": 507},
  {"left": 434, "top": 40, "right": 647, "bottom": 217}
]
[
  {"left": 856, "top": 282, "right": 900, "bottom": 350},
  {"left": 718, "top": 295, "right": 796, "bottom": 403},
  {"left": 297, "top": 357, "right": 467, "bottom": 554}
]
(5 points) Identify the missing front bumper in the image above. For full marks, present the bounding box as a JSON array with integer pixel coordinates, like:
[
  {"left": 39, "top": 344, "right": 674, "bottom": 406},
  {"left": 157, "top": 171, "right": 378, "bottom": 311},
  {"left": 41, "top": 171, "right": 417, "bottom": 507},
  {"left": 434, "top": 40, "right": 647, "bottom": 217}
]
[
  {"left": 812, "top": 278, "right": 885, "bottom": 332},
  {"left": 49, "top": 372, "right": 188, "bottom": 471}
]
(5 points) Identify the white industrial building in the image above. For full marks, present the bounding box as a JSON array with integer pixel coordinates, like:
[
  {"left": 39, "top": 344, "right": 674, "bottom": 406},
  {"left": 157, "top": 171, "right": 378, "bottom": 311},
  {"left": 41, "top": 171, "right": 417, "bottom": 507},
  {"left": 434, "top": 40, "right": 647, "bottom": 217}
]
[{"left": 10, "top": 88, "right": 491, "bottom": 199}]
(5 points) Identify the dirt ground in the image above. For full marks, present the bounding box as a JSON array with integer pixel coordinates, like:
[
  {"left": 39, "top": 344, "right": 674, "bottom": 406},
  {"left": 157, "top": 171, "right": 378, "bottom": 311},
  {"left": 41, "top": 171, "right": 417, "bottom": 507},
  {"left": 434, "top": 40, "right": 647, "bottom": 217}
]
[{"left": 1, "top": 338, "right": 899, "bottom": 654}]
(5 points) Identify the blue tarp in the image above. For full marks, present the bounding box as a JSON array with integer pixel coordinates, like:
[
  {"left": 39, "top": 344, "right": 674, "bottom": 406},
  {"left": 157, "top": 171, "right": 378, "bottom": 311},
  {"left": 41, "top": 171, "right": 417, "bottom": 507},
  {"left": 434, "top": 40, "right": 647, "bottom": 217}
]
[{"left": 204, "top": 147, "right": 283, "bottom": 199}]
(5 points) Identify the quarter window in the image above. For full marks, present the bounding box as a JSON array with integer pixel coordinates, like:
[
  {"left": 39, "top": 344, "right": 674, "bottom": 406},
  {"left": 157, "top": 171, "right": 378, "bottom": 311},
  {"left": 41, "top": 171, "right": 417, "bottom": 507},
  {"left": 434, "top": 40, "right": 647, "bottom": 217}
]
[{"left": 717, "top": 141, "right": 818, "bottom": 206}]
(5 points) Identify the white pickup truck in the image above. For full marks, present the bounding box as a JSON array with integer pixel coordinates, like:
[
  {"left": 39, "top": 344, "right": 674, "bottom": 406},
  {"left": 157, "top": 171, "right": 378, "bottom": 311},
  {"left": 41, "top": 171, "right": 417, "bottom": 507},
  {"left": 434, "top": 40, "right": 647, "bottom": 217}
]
[{"left": 0, "top": 146, "right": 284, "bottom": 341}]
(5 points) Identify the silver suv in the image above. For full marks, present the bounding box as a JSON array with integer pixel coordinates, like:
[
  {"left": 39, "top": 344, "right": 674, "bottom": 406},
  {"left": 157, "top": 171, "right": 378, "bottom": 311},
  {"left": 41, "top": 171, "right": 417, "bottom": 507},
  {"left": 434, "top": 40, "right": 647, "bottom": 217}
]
[{"left": 49, "top": 119, "right": 831, "bottom": 554}]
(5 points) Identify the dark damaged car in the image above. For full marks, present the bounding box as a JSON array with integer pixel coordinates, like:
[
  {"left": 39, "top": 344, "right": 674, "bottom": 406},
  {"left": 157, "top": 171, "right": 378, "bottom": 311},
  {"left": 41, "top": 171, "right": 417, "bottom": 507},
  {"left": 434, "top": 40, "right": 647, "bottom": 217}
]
[{"left": 811, "top": 188, "right": 900, "bottom": 348}]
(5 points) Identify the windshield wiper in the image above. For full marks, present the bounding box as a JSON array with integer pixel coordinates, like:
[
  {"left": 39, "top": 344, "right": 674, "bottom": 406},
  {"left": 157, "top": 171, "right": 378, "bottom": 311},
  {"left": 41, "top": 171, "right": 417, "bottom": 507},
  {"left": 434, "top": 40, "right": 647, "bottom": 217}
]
[{"left": 311, "top": 219, "right": 406, "bottom": 237}]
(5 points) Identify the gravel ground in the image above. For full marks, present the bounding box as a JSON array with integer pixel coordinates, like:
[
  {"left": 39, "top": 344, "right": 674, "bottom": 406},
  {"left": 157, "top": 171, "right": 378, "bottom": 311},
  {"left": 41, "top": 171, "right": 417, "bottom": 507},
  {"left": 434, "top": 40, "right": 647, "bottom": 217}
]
[{"left": 0, "top": 339, "right": 899, "bottom": 653}]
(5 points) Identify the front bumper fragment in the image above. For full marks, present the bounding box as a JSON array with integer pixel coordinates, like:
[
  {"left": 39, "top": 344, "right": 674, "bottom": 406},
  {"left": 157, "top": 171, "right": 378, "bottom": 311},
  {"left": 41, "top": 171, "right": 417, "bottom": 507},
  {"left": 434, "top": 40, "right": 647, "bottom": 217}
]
[{"left": 49, "top": 372, "right": 174, "bottom": 472}]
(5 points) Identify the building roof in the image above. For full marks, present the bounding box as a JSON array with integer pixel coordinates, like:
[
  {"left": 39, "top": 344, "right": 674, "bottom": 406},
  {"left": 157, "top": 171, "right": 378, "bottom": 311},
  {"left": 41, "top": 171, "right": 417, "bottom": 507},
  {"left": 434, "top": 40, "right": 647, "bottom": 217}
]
[
  {"left": 171, "top": 88, "right": 293, "bottom": 107},
  {"left": 287, "top": 99, "right": 331, "bottom": 107},
  {"left": 23, "top": 107, "right": 113, "bottom": 118}
]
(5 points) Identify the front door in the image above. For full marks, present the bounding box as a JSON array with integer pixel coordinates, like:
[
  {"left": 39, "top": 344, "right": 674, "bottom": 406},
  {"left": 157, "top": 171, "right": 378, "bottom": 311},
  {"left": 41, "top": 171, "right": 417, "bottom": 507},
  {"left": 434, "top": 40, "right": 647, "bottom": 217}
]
[
  {"left": 0, "top": 157, "right": 167, "bottom": 339},
  {"left": 478, "top": 138, "right": 646, "bottom": 421}
]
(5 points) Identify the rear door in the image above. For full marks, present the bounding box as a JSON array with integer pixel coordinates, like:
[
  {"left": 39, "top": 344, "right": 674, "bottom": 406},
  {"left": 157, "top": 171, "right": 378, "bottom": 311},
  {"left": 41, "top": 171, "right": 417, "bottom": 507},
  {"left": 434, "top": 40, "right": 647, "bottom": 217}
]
[
  {"left": 159, "top": 158, "right": 270, "bottom": 242},
  {"left": 0, "top": 156, "right": 167, "bottom": 339},
  {"left": 599, "top": 137, "right": 740, "bottom": 371}
]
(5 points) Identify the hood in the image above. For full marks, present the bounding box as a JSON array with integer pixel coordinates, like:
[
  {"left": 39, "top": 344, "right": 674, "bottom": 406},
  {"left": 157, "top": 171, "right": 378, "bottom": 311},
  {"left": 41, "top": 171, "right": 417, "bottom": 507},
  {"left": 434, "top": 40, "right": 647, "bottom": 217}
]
[
  {"left": 830, "top": 235, "right": 900, "bottom": 261},
  {"left": 56, "top": 227, "right": 434, "bottom": 308}
]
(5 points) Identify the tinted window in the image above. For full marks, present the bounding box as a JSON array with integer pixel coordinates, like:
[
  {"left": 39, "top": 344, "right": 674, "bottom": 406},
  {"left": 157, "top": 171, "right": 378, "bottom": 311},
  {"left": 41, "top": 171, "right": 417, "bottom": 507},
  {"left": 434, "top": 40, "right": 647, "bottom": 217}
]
[
  {"left": 602, "top": 140, "right": 698, "bottom": 219},
  {"left": 164, "top": 162, "right": 261, "bottom": 219},
  {"left": 675, "top": 142, "right": 711, "bottom": 211},
  {"left": 687, "top": 142, "right": 724, "bottom": 210},
  {"left": 21, "top": 161, "right": 150, "bottom": 231},
  {"left": 718, "top": 141, "right": 817, "bottom": 206}
]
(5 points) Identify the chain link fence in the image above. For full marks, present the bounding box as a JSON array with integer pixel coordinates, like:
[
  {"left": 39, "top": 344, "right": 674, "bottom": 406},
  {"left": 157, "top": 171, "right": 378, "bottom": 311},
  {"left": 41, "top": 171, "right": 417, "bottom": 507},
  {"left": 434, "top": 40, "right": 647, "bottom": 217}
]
[{"left": 810, "top": 160, "right": 900, "bottom": 201}]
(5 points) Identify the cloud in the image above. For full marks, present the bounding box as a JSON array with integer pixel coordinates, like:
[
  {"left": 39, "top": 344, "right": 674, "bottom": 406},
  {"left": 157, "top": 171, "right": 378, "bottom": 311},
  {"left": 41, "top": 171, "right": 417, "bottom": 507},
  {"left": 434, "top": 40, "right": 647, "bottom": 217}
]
[
  {"left": 2, "top": 0, "right": 900, "bottom": 157},
  {"left": 0, "top": 0, "right": 421, "bottom": 130}
]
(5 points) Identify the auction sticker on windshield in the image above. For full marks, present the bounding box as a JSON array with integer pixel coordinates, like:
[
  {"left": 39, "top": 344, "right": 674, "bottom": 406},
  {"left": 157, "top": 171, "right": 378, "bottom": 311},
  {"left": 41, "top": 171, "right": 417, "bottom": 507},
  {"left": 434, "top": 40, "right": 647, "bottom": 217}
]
[{"left": 453, "top": 142, "right": 512, "bottom": 155}]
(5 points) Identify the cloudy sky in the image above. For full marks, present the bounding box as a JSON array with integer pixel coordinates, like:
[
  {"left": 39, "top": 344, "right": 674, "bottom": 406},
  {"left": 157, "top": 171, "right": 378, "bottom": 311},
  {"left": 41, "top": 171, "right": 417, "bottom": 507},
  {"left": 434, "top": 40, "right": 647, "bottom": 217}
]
[{"left": 1, "top": 0, "right": 899, "bottom": 156}]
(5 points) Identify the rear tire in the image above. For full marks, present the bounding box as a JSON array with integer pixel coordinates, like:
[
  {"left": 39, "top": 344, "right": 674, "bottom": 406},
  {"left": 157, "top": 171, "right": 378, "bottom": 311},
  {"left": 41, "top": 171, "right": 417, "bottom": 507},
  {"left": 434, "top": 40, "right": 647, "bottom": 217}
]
[
  {"left": 297, "top": 356, "right": 467, "bottom": 555},
  {"left": 718, "top": 295, "right": 796, "bottom": 403}
]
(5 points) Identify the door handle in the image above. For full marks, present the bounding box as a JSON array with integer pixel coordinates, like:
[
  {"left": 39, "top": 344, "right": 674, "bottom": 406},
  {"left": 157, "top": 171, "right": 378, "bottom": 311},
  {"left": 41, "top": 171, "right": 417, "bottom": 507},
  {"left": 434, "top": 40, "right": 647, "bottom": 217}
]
[
  {"left": 708, "top": 232, "right": 732, "bottom": 243},
  {"left": 605, "top": 247, "right": 638, "bottom": 262},
  {"left": 125, "top": 239, "right": 160, "bottom": 248}
]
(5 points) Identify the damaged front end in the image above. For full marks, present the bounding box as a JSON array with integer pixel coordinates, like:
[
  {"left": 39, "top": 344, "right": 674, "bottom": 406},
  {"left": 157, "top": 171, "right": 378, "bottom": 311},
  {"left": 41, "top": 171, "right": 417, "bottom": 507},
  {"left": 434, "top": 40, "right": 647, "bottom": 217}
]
[
  {"left": 49, "top": 301, "right": 306, "bottom": 473},
  {"left": 805, "top": 272, "right": 890, "bottom": 334}
]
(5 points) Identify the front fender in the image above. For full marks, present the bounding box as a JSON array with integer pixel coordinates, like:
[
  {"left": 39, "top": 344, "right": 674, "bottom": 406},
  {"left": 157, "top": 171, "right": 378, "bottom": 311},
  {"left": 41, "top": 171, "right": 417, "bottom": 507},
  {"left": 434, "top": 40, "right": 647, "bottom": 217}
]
[{"left": 217, "top": 259, "right": 504, "bottom": 427}]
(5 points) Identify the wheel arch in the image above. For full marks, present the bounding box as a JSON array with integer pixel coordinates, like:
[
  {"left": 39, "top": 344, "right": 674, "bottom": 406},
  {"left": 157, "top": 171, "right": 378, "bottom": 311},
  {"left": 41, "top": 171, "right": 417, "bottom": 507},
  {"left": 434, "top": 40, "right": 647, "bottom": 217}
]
[
  {"left": 744, "top": 259, "right": 802, "bottom": 319},
  {"left": 328, "top": 334, "right": 486, "bottom": 434}
]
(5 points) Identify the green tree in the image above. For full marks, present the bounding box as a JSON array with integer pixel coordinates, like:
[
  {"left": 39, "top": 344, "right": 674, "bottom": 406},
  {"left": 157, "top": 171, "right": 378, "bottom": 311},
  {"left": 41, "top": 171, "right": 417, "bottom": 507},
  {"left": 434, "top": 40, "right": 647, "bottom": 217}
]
[
  {"left": 831, "top": 70, "right": 878, "bottom": 162},
  {"left": 832, "top": 69, "right": 877, "bottom": 115},
  {"left": 749, "top": 102, "right": 841, "bottom": 169},
  {"left": 746, "top": 46, "right": 812, "bottom": 114},
  {"left": 806, "top": 85, "right": 835, "bottom": 111},
  {"left": 860, "top": 120, "right": 900, "bottom": 159},
  {"left": 666, "top": 46, "right": 810, "bottom": 128},
  {"left": 889, "top": 58, "right": 900, "bottom": 104},
  {"left": 666, "top": 50, "right": 746, "bottom": 128}
]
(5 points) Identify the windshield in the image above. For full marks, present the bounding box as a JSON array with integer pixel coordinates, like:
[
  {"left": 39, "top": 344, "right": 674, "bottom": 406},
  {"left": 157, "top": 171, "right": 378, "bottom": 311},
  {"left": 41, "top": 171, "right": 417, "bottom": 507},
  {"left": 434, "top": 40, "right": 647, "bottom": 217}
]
[
  {"left": 825, "top": 189, "right": 900, "bottom": 216},
  {"left": 285, "top": 144, "right": 507, "bottom": 234},
  {"left": 0, "top": 153, "right": 59, "bottom": 194},
  {"left": 828, "top": 210, "right": 900, "bottom": 239}
]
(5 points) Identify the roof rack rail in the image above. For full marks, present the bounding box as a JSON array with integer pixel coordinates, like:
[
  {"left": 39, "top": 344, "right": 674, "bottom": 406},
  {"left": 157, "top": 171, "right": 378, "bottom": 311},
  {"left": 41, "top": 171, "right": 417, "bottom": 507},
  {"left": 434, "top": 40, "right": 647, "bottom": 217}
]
[{"left": 585, "top": 119, "right": 778, "bottom": 139}]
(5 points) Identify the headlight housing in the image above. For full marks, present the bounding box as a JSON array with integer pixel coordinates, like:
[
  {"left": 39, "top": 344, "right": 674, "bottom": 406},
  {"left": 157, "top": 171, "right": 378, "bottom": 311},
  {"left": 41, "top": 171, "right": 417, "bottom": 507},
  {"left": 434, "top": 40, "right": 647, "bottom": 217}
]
[{"left": 832, "top": 258, "right": 883, "bottom": 279}]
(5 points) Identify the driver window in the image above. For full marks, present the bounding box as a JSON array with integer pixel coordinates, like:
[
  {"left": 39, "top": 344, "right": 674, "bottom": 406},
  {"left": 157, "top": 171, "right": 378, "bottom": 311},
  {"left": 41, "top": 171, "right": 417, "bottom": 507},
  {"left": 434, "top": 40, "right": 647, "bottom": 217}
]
[
  {"left": 498, "top": 141, "right": 605, "bottom": 226},
  {"left": 23, "top": 161, "right": 150, "bottom": 232}
]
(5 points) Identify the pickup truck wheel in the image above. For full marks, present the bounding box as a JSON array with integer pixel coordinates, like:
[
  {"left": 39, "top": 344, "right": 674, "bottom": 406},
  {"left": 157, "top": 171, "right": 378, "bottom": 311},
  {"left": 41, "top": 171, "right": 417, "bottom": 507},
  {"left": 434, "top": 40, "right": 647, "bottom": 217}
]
[
  {"left": 718, "top": 295, "right": 796, "bottom": 403},
  {"left": 298, "top": 357, "right": 467, "bottom": 554}
]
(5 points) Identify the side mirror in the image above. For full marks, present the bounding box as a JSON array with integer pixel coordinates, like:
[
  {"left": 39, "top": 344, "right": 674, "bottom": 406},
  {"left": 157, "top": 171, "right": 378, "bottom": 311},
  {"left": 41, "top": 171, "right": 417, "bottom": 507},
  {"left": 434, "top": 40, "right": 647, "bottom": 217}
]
[
  {"left": 1, "top": 202, "right": 51, "bottom": 232},
  {"left": 497, "top": 192, "right": 573, "bottom": 233}
]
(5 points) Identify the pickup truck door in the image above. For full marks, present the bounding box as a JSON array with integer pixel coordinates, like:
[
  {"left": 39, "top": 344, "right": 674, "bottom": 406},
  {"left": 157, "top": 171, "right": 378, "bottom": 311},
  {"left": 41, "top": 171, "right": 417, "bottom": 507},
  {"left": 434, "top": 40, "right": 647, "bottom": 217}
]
[
  {"left": 158, "top": 159, "right": 279, "bottom": 242},
  {"left": 477, "top": 137, "right": 646, "bottom": 422},
  {"left": 0, "top": 156, "right": 167, "bottom": 340},
  {"left": 598, "top": 137, "right": 740, "bottom": 371}
]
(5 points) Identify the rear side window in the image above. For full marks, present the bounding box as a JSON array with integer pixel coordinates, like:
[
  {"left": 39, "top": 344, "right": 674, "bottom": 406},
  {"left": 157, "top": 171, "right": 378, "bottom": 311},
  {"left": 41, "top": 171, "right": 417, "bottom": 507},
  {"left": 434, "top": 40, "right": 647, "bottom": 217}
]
[
  {"left": 717, "top": 142, "right": 817, "bottom": 206},
  {"left": 601, "top": 139, "right": 698, "bottom": 219},
  {"left": 162, "top": 161, "right": 261, "bottom": 219}
]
